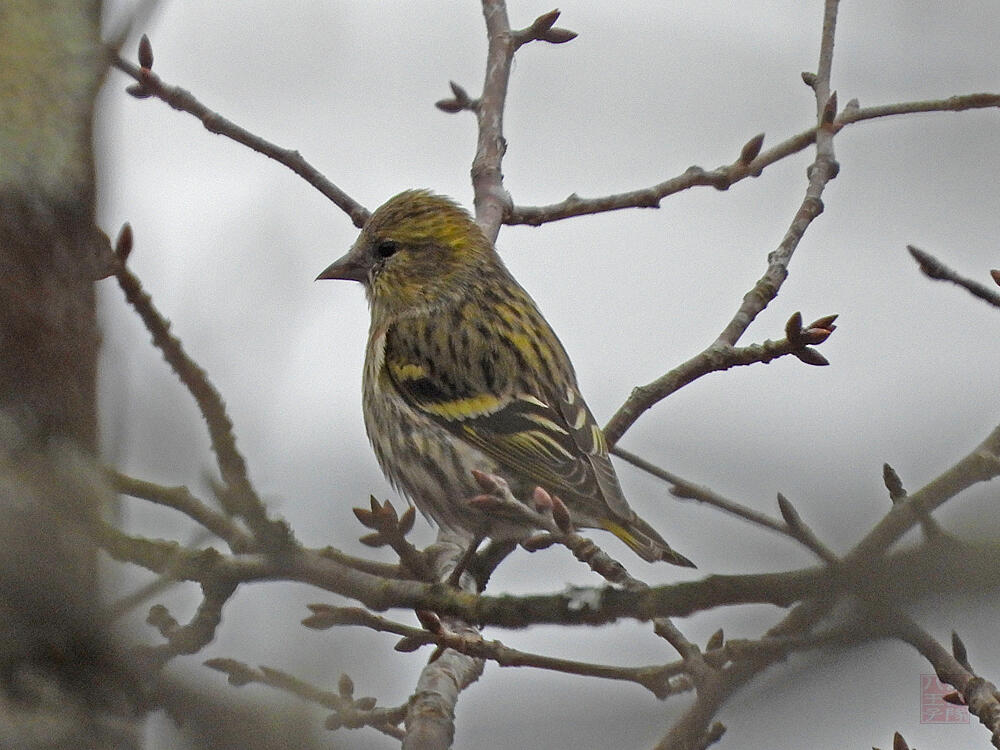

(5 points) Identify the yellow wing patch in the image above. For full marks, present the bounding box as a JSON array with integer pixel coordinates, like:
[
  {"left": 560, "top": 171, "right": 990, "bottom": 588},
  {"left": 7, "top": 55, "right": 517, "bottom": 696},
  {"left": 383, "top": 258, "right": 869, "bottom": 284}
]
[
  {"left": 391, "top": 362, "right": 427, "bottom": 381},
  {"left": 420, "top": 393, "right": 503, "bottom": 420}
]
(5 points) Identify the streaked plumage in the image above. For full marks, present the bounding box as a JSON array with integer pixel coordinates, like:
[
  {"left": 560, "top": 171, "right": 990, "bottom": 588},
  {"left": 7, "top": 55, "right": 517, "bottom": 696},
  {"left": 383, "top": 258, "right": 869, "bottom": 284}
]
[{"left": 318, "top": 190, "right": 693, "bottom": 566}]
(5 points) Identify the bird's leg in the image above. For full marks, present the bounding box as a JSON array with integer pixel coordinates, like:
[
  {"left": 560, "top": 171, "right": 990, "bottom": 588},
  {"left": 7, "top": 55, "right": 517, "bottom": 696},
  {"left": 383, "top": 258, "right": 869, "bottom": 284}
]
[
  {"left": 446, "top": 532, "right": 485, "bottom": 588},
  {"left": 468, "top": 539, "right": 519, "bottom": 589}
]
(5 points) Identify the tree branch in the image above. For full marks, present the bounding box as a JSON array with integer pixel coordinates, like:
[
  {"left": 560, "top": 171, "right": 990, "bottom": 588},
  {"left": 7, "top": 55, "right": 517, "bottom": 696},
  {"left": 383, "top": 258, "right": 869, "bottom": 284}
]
[
  {"left": 469, "top": 0, "right": 516, "bottom": 238},
  {"left": 604, "top": 312, "right": 836, "bottom": 446},
  {"left": 204, "top": 658, "right": 407, "bottom": 740},
  {"left": 112, "top": 227, "right": 291, "bottom": 549},
  {"left": 112, "top": 43, "right": 369, "bottom": 228},
  {"left": 907, "top": 245, "right": 1000, "bottom": 309},
  {"left": 505, "top": 92, "right": 1000, "bottom": 226}
]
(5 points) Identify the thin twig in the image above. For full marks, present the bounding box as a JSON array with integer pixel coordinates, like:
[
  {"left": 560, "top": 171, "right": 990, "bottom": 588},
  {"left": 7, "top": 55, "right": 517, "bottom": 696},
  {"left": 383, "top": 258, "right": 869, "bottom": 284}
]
[
  {"left": 470, "top": 0, "right": 516, "bottom": 238},
  {"left": 98, "top": 477, "right": 1000, "bottom": 632},
  {"left": 108, "top": 469, "right": 253, "bottom": 551},
  {"left": 886, "top": 615, "right": 1000, "bottom": 747},
  {"left": 506, "top": 92, "right": 1000, "bottom": 226},
  {"left": 612, "top": 447, "right": 787, "bottom": 537},
  {"left": 204, "top": 659, "right": 407, "bottom": 740},
  {"left": 139, "top": 579, "right": 238, "bottom": 667},
  {"left": 848, "top": 423, "right": 1000, "bottom": 563},
  {"left": 109, "top": 528, "right": 214, "bottom": 619},
  {"left": 604, "top": 312, "right": 836, "bottom": 447},
  {"left": 654, "top": 3, "right": 842, "bottom": 745},
  {"left": 317, "top": 546, "right": 413, "bottom": 580},
  {"left": 113, "top": 52, "right": 369, "bottom": 228},
  {"left": 303, "top": 604, "right": 688, "bottom": 699},
  {"left": 907, "top": 245, "right": 1000, "bottom": 309},
  {"left": 112, "top": 230, "right": 291, "bottom": 549}
]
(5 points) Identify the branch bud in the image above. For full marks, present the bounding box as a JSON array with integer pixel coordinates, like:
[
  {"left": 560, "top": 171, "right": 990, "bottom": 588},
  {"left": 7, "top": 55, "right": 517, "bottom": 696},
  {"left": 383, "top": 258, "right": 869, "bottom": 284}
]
[
  {"left": 358, "top": 532, "right": 385, "bottom": 548},
  {"left": 471, "top": 469, "right": 500, "bottom": 493},
  {"left": 125, "top": 83, "right": 152, "bottom": 99},
  {"left": 398, "top": 505, "right": 416, "bottom": 535},
  {"left": 204, "top": 657, "right": 255, "bottom": 686},
  {"left": 416, "top": 609, "right": 443, "bottom": 634},
  {"left": 807, "top": 313, "right": 838, "bottom": 331},
  {"left": 784, "top": 311, "right": 804, "bottom": 345},
  {"left": 529, "top": 9, "right": 560, "bottom": 33},
  {"left": 436, "top": 81, "right": 474, "bottom": 113},
  {"left": 706, "top": 628, "right": 724, "bottom": 651},
  {"left": 739, "top": 133, "right": 765, "bottom": 165},
  {"left": 952, "top": 631, "right": 972, "bottom": 671},
  {"left": 533, "top": 486, "right": 554, "bottom": 513},
  {"left": 394, "top": 636, "right": 424, "bottom": 652},
  {"left": 521, "top": 533, "right": 557, "bottom": 552},
  {"left": 882, "top": 463, "right": 906, "bottom": 502},
  {"left": 539, "top": 27, "right": 578, "bottom": 44},
  {"left": 338, "top": 673, "right": 355, "bottom": 698},
  {"left": 115, "top": 223, "right": 134, "bottom": 263},
  {"left": 793, "top": 347, "right": 829, "bottom": 366},
  {"left": 550, "top": 494, "right": 572, "bottom": 532},
  {"left": 138, "top": 33, "right": 154, "bottom": 70},
  {"left": 776, "top": 492, "right": 801, "bottom": 529}
]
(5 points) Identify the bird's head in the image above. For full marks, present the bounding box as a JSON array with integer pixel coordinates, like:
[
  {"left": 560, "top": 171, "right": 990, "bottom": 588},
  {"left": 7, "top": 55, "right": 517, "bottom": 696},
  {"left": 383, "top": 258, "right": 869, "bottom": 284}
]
[{"left": 317, "top": 190, "right": 495, "bottom": 316}]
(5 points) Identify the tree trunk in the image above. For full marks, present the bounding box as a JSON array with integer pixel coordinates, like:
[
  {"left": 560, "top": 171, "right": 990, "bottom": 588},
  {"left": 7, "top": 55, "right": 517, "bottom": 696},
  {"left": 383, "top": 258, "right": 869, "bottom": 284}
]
[{"left": 0, "top": 3, "right": 138, "bottom": 747}]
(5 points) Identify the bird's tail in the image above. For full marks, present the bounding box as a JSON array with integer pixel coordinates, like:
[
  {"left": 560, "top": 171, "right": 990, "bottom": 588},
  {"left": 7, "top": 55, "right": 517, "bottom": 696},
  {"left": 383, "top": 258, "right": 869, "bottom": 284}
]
[{"left": 601, "top": 515, "right": 695, "bottom": 567}]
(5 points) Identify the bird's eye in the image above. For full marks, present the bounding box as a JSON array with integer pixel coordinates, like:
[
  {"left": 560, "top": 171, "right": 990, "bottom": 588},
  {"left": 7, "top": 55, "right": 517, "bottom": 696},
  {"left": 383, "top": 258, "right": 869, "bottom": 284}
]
[{"left": 375, "top": 239, "right": 399, "bottom": 259}]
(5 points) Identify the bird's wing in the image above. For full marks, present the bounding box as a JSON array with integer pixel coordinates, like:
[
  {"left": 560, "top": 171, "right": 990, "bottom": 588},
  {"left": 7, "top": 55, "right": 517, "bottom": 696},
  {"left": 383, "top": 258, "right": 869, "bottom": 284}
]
[{"left": 383, "top": 321, "right": 631, "bottom": 518}]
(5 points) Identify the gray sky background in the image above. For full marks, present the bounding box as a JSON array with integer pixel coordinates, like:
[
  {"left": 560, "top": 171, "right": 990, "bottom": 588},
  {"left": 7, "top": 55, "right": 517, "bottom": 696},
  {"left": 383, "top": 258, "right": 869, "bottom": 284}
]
[{"left": 96, "top": 2, "right": 999, "bottom": 748}]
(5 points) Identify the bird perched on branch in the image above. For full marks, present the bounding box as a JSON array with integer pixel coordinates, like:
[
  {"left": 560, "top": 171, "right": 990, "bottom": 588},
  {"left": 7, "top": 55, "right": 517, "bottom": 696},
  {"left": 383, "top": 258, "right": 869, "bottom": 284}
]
[{"left": 318, "top": 189, "right": 693, "bottom": 567}]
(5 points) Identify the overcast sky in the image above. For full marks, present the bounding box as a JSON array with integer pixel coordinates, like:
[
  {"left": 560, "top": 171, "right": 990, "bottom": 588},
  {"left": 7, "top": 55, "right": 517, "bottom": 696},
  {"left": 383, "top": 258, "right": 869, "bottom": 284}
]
[{"left": 96, "top": 2, "right": 1000, "bottom": 748}]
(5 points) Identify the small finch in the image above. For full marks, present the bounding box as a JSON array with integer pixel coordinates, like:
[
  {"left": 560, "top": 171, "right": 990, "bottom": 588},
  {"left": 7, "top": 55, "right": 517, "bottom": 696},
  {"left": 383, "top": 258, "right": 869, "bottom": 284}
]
[{"left": 318, "top": 190, "right": 693, "bottom": 567}]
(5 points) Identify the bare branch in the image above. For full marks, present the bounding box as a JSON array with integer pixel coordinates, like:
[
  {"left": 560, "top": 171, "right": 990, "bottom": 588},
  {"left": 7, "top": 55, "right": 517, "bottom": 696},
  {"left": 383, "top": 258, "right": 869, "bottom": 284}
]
[
  {"left": 304, "top": 604, "right": 688, "bottom": 699},
  {"left": 95, "top": 414, "right": 1000, "bottom": 632},
  {"left": 469, "top": 472, "right": 644, "bottom": 585},
  {"left": 108, "top": 528, "right": 214, "bottom": 619},
  {"left": 600, "top": 2, "right": 847, "bottom": 449},
  {"left": 204, "top": 658, "right": 406, "bottom": 740},
  {"left": 107, "top": 469, "right": 253, "bottom": 551},
  {"left": 111, "top": 230, "right": 292, "bottom": 549},
  {"left": 140, "top": 579, "right": 237, "bottom": 666},
  {"left": 471, "top": 0, "right": 516, "bottom": 238},
  {"left": 890, "top": 618, "right": 1000, "bottom": 747},
  {"left": 317, "top": 545, "right": 413, "bottom": 580},
  {"left": 113, "top": 45, "right": 369, "bottom": 228},
  {"left": 775, "top": 493, "right": 838, "bottom": 563},
  {"left": 653, "top": 5, "right": 842, "bottom": 744},
  {"left": 604, "top": 312, "right": 836, "bottom": 445},
  {"left": 848, "top": 423, "right": 1000, "bottom": 562},
  {"left": 612, "top": 447, "right": 787, "bottom": 537},
  {"left": 403, "top": 621, "right": 484, "bottom": 750},
  {"left": 907, "top": 245, "right": 1000, "bottom": 309},
  {"left": 649, "top": 412, "right": 1000, "bottom": 749},
  {"left": 506, "top": 92, "right": 1000, "bottom": 226}
]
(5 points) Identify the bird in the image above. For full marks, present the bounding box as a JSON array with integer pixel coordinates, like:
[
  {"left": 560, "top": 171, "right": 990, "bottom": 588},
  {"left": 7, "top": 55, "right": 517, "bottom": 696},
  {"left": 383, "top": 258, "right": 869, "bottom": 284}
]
[{"left": 317, "top": 189, "right": 693, "bottom": 567}]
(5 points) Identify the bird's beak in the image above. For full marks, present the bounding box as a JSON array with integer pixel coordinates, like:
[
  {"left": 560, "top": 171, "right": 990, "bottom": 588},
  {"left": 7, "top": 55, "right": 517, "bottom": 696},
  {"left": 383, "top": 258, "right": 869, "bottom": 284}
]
[{"left": 316, "top": 249, "right": 366, "bottom": 282}]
